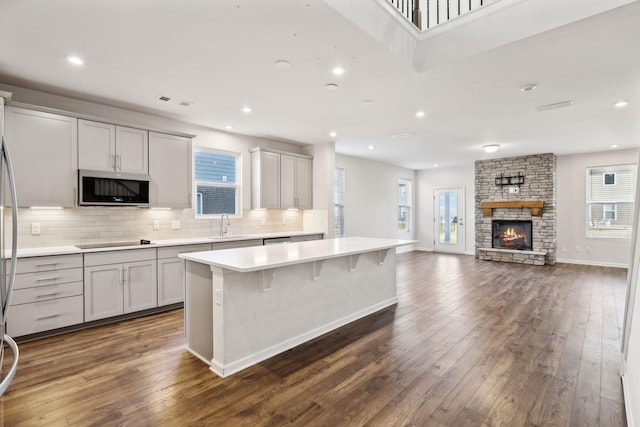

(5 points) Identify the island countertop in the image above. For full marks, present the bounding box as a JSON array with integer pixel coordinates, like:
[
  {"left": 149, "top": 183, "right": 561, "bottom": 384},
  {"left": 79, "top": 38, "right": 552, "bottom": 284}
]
[{"left": 179, "top": 237, "right": 415, "bottom": 272}]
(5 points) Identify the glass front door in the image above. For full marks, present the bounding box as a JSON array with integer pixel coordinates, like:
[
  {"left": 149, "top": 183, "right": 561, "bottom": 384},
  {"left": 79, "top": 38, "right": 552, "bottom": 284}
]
[{"left": 434, "top": 188, "right": 465, "bottom": 253}]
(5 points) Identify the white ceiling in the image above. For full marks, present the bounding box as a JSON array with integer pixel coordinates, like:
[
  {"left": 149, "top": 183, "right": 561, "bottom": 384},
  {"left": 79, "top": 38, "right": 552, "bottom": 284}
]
[{"left": 0, "top": 0, "right": 639, "bottom": 170}]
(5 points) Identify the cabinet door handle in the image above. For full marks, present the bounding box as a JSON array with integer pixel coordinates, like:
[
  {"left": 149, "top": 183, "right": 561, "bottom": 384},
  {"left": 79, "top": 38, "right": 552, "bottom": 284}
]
[
  {"left": 36, "top": 263, "right": 59, "bottom": 268},
  {"left": 112, "top": 154, "right": 117, "bottom": 170},
  {"left": 117, "top": 154, "right": 122, "bottom": 171},
  {"left": 35, "top": 276, "right": 60, "bottom": 282},
  {"left": 36, "top": 292, "right": 60, "bottom": 298},
  {"left": 36, "top": 313, "right": 59, "bottom": 320},
  {"left": 122, "top": 267, "right": 128, "bottom": 285}
]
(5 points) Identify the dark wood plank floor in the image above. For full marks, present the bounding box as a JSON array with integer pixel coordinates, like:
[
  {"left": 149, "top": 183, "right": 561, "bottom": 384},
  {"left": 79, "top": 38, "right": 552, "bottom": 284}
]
[{"left": 0, "top": 252, "right": 628, "bottom": 426}]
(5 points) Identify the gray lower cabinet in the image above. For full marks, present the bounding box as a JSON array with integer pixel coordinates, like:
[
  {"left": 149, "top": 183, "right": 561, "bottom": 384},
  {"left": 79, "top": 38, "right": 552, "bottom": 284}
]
[
  {"left": 84, "top": 249, "right": 157, "bottom": 322},
  {"left": 157, "top": 244, "right": 212, "bottom": 306},
  {"left": 7, "top": 254, "right": 84, "bottom": 337}
]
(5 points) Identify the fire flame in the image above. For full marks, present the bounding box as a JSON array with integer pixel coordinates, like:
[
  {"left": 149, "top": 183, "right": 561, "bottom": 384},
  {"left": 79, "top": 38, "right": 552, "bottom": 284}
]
[{"left": 500, "top": 227, "right": 528, "bottom": 246}]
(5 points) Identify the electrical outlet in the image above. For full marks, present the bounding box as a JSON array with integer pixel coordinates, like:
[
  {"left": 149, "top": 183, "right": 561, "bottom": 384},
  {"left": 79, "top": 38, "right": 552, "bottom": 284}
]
[
  {"left": 215, "top": 289, "right": 222, "bottom": 305},
  {"left": 153, "top": 220, "right": 160, "bottom": 230},
  {"left": 172, "top": 220, "right": 181, "bottom": 230},
  {"left": 561, "top": 246, "right": 567, "bottom": 253},
  {"left": 31, "top": 223, "right": 41, "bottom": 235},
  {"left": 575, "top": 246, "right": 581, "bottom": 253},
  {"left": 508, "top": 187, "right": 519, "bottom": 194}
]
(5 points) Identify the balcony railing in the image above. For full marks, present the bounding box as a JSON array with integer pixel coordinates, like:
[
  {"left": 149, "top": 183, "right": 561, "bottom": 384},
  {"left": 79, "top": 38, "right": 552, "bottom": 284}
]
[{"left": 389, "top": 0, "right": 495, "bottom": 30}]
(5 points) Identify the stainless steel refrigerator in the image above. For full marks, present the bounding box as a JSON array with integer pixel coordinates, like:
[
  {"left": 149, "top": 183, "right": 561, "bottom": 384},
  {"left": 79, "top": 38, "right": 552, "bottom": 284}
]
[{"left": 0, "top": 91, "right": 19, "bottom": 395}]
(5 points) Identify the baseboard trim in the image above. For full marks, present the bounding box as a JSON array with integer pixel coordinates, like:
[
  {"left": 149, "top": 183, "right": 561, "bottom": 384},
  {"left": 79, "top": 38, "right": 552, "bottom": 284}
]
[
  {"left": 556, "top": 258, "right": 629, "bottom": 269},
  {"left": 622, "top": 373, "right": 635, "bottom": 427}
]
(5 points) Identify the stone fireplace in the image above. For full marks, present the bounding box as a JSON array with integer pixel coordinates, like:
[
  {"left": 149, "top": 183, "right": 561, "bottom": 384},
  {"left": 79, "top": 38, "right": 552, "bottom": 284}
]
[{"left": 475, "top": 153, "right": 556, "bottom": 265}]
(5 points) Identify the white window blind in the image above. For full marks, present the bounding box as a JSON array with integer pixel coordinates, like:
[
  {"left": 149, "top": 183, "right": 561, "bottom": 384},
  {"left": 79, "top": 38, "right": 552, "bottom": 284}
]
[
  {"left": 586, "top": 164, "right": 636, "bottom": 238},
  {"left": 334, "top": 167, "right": 345, "bottom": 237}
]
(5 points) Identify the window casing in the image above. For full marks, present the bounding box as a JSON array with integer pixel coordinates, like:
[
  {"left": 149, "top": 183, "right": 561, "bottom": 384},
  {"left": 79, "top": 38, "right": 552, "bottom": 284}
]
[
  {"left": 334, "top": 167, "right": 345, "bottom": 237},
  {"left": 194, "top": 148, "right": 241, "bottom": 217},
  {"left": 398, "top": 178, "right": 411, "bottom": 232},
  {"left": 586, "top": 164, "right": 636, "bottom": 238}
]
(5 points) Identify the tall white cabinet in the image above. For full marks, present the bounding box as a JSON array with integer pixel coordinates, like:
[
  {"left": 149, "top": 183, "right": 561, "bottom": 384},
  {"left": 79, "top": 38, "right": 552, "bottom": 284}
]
[
  {"left": 149, "top": 132, "right": 192, "bottom": 208},
  {"left": 78, "top": 119, "right": 148, "bottom": 174},
  {"left": 251, "top": 148, "right": 312, "bottom": 210},
  {"left": 3, "top": 107, "right": 78, "bottom": 207}
]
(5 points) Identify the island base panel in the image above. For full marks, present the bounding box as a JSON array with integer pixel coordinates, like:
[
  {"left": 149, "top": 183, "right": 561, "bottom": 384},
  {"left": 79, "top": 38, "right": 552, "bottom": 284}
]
[
  {"left": 188, "top": 250, "right": 398, "bottom": 377},
  {"left": 185, "top": 260, "right": 215, "bottom": 363}
]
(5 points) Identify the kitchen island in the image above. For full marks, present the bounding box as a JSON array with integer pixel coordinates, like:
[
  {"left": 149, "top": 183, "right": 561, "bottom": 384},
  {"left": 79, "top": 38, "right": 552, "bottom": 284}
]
[{"left": 179, "top": 237, "right": 414, "bottom": 377}]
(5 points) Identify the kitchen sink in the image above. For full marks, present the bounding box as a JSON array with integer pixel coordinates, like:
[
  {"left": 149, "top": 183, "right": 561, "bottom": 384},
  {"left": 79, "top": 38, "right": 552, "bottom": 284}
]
[{"left": 74, "top": 240, "right": 155, "bottom": 250}]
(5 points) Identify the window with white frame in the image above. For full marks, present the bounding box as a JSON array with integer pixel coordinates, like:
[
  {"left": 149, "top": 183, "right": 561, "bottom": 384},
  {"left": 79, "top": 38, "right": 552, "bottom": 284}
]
[
  {"left": 398, "top": 178, "right": 411, "bottom": 232},
  {"left": 194, "top": 148, "right": 241, "bottom": 217},
  {"left": 334, "top": 167, "right": 345, "bottom": 237},
  {"left": 586, "top": 164, "right": 636, "bottom": 238}
]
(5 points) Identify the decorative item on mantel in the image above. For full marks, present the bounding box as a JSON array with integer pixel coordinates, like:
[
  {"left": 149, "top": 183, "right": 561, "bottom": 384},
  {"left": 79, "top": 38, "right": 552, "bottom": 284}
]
[{"left": 495, "top": 172, "right": 525, "bottom": 186}]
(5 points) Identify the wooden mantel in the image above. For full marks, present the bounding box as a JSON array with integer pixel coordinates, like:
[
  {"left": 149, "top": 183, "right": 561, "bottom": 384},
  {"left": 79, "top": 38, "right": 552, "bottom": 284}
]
[{"left": 481, "top": 201, "right": 544, "bottom": 217}]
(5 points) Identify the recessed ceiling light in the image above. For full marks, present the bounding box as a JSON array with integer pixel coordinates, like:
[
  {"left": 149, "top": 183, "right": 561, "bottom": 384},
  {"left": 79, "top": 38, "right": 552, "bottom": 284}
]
[
  {"left": 610, "top": 144, "right": 619, "bottom": 148},
  {"left": 434, "top": 163, "right": 438, "bottom": 168},
  {"left": 242, "top": 106, "right": 252, "bottom": 113},
  {"left": 614, "top": 99, "right": 629, "bottom": 108},
  {"left": 415, "top": 110, "right": 426, "bottom": 118},
  {"left": 361, "top": 99, "right": 374, "bottom": 106},
  {"left": 325, "top": 83, "right": 338, "bottom": 91},
  {"left": 520, "top": 83, "right": 537, "bottom": 92},
  {"left": 275, "top": 60, "right": 291, "bottom": 69},
  {"left": 225, "top": 125, "right": 234, "bottom": 130},
  {"left": 483, "top": 144, "right": 500, "bottom": 153},
  {"left": 329, "top": 132, "right": 337, "bottom": 137},
  {"left": 66, "top": 55, "right": 84, "bottom": 66},
  {"left": 332, "top": 66, "right": 345, "bottom": 76},
  {"left": 368, "top": 145, "right": 375, "bottom": 150}
]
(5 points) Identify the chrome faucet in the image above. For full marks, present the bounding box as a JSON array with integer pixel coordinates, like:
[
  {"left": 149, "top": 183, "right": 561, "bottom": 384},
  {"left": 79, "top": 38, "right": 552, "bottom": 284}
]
[{"left": 219, "top": 213, "right": 230, "bottom": 237}]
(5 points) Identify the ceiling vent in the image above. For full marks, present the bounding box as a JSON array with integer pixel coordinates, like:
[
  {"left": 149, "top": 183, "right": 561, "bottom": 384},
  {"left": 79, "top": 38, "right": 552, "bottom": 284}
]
[
  {"left": 158, "top": 96, "right": 171, "bottom": 102},
  {"left": 535, "top": 100, "right": 574, "bottom": 112}
]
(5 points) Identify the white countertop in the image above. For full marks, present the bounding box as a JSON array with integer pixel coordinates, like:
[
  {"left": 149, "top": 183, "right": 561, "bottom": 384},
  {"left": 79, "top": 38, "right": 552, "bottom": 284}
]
[
  {"left": 179, "top": 237, "right": 416, "bottom": 272},
  {"left": 6, "top": 231, "right": 325, "bottom": 258}
]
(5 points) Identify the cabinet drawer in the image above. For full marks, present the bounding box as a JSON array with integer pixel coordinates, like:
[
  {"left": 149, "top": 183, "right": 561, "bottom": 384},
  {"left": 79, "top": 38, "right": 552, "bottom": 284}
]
[
  {"left": 12, "top": 254, "right": 83, "bottom": 274},
  {"left": 11, "top": 282, "right": 83, "bottom": 305},
  {"left": 12, "top": 267, "right": 83, "bottom": 290},
  {"left": 84, "top": 248, "right": 156, "bottom": 267},
  {"left": 7, "top": 295, "right": 84, "bottom": 337},
  {"left": 157, "top": 244, "right": 212, "bottom": 259}
]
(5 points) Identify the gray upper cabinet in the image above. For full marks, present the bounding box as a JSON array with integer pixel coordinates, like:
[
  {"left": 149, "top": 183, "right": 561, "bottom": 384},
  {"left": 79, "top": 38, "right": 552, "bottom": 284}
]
[
  {"left": 78, "top": 119, "right": 148, "bottom": 174},
  {"left": 4, "top": 107, "right": 78, "bottom": 207},
  {"left": 149, "top": 131, "right": 192, "bottom": 208},
  {"left": 251, "top": 148, "right": 312, "bottom": 210}
]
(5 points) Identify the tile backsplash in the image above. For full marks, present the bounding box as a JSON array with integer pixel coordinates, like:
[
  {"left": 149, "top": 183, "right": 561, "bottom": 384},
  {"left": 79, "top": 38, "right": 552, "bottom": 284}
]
[{"left": 8, "top": 207, "right": 305, "bottom": 248}]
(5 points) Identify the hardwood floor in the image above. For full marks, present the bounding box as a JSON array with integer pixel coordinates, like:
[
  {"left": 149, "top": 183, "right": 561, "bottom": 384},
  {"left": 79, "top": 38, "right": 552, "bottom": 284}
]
[{"left": 0, "top": 252, "right": 628, "bottom": 426}]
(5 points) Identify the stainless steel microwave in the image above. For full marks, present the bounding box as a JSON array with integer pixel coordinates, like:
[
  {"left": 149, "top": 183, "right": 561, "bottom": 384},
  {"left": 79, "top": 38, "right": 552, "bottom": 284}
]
[{"left": 79, "top": 169, "right": 150, "bottom": 206}]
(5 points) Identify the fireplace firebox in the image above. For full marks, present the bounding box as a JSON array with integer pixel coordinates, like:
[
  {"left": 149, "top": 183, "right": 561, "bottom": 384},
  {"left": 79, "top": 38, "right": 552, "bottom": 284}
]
[{"left": 492, "top": 220, "right": 532, "bottom": 251}]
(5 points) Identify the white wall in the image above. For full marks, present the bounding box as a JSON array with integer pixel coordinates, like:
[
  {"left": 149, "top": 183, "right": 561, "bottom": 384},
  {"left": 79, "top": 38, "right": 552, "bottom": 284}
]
[
  {"left": 303, "top": 142, "right": 335, "bottom": 237},
  {"left": 557, "top": 149, "right": 639, "bottom": 267},
  {"left": 416, "top": 164, "right": 475, "bottom": 254},
  {"left": 335, "top": 154, "right": 416, "bottom": 243}
]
